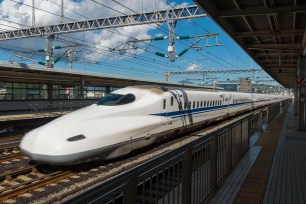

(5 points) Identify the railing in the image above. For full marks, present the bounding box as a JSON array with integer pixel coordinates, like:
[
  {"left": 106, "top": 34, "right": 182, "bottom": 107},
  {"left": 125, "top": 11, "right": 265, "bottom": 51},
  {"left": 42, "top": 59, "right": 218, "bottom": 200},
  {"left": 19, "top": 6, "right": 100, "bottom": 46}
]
[{"left": 61, "top": 100, "right": 287, "bottom": 204}]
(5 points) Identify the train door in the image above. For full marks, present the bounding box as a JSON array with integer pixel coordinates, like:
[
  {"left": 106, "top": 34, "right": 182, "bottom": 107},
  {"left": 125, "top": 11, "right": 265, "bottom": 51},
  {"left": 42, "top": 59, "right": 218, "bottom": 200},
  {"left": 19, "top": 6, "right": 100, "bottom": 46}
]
[
  {"left": 162, "top": 96, "right": 170, "bottom": 125},
  {"left": 168, "top": 95, "right": 176, "bottom": 125}
]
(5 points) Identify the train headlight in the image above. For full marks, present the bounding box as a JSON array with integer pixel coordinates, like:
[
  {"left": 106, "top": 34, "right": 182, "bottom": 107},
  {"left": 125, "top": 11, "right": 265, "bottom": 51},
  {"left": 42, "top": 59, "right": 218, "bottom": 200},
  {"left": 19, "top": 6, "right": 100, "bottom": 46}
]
[{"left": 67, "top": 134, "right": 86, "bottom": 142}]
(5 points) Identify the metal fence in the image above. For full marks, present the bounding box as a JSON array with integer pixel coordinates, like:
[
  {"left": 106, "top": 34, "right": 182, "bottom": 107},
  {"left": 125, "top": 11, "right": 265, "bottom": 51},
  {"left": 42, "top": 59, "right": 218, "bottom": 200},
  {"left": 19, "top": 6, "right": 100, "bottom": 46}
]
[{"left": 62, "top": 101, "right": 287, "bottom": 204}]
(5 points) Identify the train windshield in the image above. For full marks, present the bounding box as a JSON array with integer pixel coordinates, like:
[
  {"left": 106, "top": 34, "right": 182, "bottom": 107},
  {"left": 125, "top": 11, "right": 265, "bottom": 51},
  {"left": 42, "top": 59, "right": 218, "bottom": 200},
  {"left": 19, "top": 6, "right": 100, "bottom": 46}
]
[{"left": 96, "top": 93, "right": 136, "bottom": 106}]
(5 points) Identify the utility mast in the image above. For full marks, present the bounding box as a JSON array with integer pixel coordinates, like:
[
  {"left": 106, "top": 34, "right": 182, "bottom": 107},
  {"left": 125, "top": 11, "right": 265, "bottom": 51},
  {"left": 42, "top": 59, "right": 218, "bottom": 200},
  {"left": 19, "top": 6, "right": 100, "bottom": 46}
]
[
  {"left": 32, "top": 0, "right": 35, "bottom": 27},
  {"left": 61, "top": 0, "right": 64, "bottom": 23},
  {"left": 46, "top": 35, "right": 55, "bottom": 68},
  {"left": 166, "top": 10, "right": 177, "bottom": 62}
]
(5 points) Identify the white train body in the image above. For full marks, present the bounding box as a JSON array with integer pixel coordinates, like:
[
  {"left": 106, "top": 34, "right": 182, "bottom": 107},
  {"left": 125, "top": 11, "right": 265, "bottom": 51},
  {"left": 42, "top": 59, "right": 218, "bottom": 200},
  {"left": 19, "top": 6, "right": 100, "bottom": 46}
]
[{"left": 20, "top": 85, "right": 286, "bottom": 164}]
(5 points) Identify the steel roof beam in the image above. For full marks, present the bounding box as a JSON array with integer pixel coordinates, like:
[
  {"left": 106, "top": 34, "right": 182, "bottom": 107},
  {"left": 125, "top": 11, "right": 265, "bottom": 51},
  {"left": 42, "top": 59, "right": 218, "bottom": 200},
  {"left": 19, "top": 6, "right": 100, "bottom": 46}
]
[
  {"left": 220, "top": 5, "right": 306, "bottom": 17},
  {"left": 0, "top": 5, "right": 206, "bottom": 41},
  {"left": 237, "top": 30, "right": 304, "bottom": 37},
  {"left": 168, "top": 68, "right": 263, "bottom": 75},
  {"left": 255, "top": 52, "right": 299, "bottom": 57},
  {"left": 248, "top": 43, "right": 302, "bottom": 51}
]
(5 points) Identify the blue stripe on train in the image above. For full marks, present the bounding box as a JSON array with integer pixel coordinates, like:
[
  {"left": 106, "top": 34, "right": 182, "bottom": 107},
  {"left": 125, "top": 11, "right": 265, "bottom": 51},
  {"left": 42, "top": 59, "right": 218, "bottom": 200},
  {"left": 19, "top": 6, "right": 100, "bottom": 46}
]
[{"left": 151, "top": 101, "right": 257, "bottom": 118}]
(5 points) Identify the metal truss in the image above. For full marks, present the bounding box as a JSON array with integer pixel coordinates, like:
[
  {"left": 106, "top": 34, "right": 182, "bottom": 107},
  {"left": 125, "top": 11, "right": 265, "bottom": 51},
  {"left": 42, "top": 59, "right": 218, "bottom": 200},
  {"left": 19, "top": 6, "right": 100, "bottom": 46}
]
[
  {"left": 217, "top": 79, "right": 276, "bottom": 84},
  {"left": 168, "top": 68, "right": 264, "bottom": 75},
  {"left": 0, "top": 5, "right": 206, "bottom": 41}
]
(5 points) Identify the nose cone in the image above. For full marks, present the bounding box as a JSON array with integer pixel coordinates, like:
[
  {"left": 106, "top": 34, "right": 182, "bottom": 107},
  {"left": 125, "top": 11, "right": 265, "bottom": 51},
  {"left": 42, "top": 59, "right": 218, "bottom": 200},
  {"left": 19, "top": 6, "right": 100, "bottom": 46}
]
[
  {"left": 20, "top": 127, "right": 86, "bottom": 165},
  {"left": 20, "top": 127, "right": 63, "bottom": 156}
]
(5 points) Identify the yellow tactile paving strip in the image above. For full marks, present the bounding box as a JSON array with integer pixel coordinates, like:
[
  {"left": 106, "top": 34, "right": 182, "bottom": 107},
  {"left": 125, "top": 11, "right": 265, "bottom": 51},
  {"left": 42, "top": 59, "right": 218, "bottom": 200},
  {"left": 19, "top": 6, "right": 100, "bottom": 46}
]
[{"left": 233, "top": 107, "right": 288, "bottom": 204}]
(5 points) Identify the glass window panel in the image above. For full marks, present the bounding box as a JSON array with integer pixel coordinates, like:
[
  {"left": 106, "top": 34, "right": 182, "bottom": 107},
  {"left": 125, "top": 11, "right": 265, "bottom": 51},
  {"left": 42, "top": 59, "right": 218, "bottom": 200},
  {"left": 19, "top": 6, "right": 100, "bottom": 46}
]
[
  {"left": 13, "top": 83, "right": 27, "bottom": 88},
  {"left": 13, "top": 89, "right": 27, "bottom": 100}
]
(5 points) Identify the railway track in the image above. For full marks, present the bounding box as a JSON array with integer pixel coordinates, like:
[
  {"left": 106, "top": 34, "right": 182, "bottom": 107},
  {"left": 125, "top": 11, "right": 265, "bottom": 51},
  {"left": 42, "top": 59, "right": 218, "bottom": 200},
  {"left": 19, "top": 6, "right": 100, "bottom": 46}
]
[
  {"left": 0, "top": 146, "right": 23, "bottom": 162},
  {"left": 0, "top": 135, "right": 22, "bottom": 150},
  {"left": 0, "top": 135, "right": 22, "bottom": 141},
  {"left": 0, "top": 168, "right": 74, "bottom": 202}
]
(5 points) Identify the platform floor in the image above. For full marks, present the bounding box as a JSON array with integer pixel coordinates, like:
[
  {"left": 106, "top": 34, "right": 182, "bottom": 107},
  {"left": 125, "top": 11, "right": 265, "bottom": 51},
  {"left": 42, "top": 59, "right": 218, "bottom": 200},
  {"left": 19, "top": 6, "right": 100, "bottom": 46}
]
[
  {"left": 0, "top": 111, "right": 69, "bottom": 122},
  {"left": 264, "top": 105, "right": 306, "bottom": 204},
  {"left": 210, "top": 102, "right": 306, "bottom": 204}
]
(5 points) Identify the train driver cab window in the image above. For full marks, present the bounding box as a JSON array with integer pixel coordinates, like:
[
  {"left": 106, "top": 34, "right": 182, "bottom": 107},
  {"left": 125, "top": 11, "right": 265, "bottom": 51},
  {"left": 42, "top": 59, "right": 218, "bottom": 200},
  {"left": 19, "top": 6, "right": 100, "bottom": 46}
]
[
  {"left": 96, "top": 93, "right": 135, "bottom": 106},
  {"left": 171, "top": 96, "right": 174, "bottom": 106},
  {"left": 163, "top": 99, "right": 166, "bottom": 109}
]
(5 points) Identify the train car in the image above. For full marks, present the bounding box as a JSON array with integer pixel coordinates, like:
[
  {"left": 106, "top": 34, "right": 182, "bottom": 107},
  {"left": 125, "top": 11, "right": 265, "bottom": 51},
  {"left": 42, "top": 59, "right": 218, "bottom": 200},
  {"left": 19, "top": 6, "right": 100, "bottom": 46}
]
[{"left": 20, "top": 85, "right": 285, "bottom": 165}]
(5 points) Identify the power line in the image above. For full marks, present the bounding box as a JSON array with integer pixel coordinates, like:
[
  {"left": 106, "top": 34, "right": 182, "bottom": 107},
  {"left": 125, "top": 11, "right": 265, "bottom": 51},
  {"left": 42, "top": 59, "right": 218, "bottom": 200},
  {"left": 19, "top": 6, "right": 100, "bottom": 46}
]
[{"left": 2, "top": 0, "right": 250, "bottom": 78}]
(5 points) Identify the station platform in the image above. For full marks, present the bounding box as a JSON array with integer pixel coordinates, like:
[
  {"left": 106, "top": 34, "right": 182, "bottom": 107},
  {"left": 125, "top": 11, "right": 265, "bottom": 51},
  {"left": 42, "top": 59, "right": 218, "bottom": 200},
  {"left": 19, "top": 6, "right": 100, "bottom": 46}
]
[
  {"left": 0, "top": 111, "right": 69, "bottom": 131},
  {"left": 0, "top": 111, "right": 68, "bottom": 122},
  {"left": 209, "top": 103, "right": 306, "bottom": 204}
]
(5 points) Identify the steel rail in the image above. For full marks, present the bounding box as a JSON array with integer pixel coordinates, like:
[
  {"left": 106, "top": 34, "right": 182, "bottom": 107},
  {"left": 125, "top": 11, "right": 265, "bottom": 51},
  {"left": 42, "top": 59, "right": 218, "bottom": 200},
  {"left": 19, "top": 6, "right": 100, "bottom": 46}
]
[{"left": 0, "top": 171, "right": 75, "bottom": 202}]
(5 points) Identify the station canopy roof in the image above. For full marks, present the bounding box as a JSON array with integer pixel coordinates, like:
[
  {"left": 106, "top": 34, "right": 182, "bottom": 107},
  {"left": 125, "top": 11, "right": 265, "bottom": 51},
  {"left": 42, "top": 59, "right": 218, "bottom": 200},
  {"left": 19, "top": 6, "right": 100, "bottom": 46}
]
[
  {"left": 195, "top": 0, "right": 306, "bottom": 88},
  {"left": 0, "top": 61, "right": 221, "bottom": 90}
]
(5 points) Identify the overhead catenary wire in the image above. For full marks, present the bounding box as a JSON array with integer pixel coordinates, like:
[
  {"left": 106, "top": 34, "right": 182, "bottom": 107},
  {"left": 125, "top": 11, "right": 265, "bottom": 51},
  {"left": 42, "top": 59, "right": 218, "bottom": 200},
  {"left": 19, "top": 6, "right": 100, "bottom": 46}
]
[
  {"left": 4, "top": 0, "right": 228, "bottom": 71},
  {"left": 0, "top": 1, "right": 258, "bottom": 82},
  {"left": 2, "top": 0, "right": 193, "bottom": 74},
  {"left": 109, "top": 0, "right": 242, "bottom": 70}
]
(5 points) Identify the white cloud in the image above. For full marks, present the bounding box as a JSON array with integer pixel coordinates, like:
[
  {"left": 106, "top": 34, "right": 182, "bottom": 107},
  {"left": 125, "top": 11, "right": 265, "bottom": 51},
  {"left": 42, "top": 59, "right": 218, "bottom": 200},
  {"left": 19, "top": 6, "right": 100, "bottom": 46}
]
[
  {"left": 0, "top": 0, "right": 189, "bottom": 62},
  {"left": 185, "top": 63, "right": 201, "bottom": 71}
]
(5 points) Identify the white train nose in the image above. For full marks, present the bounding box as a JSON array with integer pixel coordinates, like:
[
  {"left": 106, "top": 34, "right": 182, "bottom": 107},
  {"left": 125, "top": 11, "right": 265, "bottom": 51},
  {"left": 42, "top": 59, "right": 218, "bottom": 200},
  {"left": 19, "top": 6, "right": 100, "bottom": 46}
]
[{"left": 20, "top": 133, "right": 63, "bottom": 156}]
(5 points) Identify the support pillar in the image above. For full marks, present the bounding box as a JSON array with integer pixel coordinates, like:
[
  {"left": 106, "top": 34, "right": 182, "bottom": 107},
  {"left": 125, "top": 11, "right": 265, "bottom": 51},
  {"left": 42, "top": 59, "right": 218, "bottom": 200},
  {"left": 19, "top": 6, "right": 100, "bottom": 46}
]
[
  {"left": 80, "top": 78, "right": 84, "bottom": 107},
  {"left": 257, "top": 112, "right": 263, "bottom": 132},
  {"left": 266, "top": 108, "right": 269, "bottom": 124},
  {"left": 298, "top": 56, "right": 306, "bottom": 130},
  {"left": 47, "top": 84, "right": 53, "bottom": 113},
  {"left": 106, "top": 86, "right": 111, "bottom": 94}
]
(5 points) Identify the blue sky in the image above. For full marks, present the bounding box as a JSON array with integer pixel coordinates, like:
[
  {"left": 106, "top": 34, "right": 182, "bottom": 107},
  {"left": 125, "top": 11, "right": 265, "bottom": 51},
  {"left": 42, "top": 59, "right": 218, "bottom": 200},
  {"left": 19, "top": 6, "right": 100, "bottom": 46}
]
[{"left": 0, "top": 0, "right": 279, "bottom": 86}]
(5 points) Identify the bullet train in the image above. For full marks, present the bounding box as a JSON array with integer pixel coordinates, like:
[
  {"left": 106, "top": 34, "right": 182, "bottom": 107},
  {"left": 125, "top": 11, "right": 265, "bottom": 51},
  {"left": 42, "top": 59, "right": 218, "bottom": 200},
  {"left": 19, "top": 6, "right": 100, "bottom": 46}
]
[{"left": 20, "top": 85, "right": 285, "bottom": 165}]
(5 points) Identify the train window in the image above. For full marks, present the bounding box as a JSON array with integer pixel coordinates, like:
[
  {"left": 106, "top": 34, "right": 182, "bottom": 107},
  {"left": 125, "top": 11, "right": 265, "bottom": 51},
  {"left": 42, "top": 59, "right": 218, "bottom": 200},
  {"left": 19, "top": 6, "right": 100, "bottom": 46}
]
[
  {"left": 204, "top": 101, "right": 206, "bottom": 107},
  {"left": 189, "top": 102, "right": 191, "bottom": 109},
  {"left": 200, "top": 101, "right": 203, "bottom": 107},
  {"left": 171, "top": 96, "right": 174, "bottom": 106},
  {"left": 163, "top": 99, "right": 166, "bottom": 109},
  {"left": 179, "top": 102, "right": 182, "bottom": 109},
  {"left": 193, "top": 101, "right": 195, "bottom": 108},
  {"left": 184, "top": 102, "right": 187, "bottom": 109},
  {"left": 96, "top": 93, "right": 135, "bottom": 106},
  {"left": 197, "top": 101, "right": 199, "bottom": 108}
]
